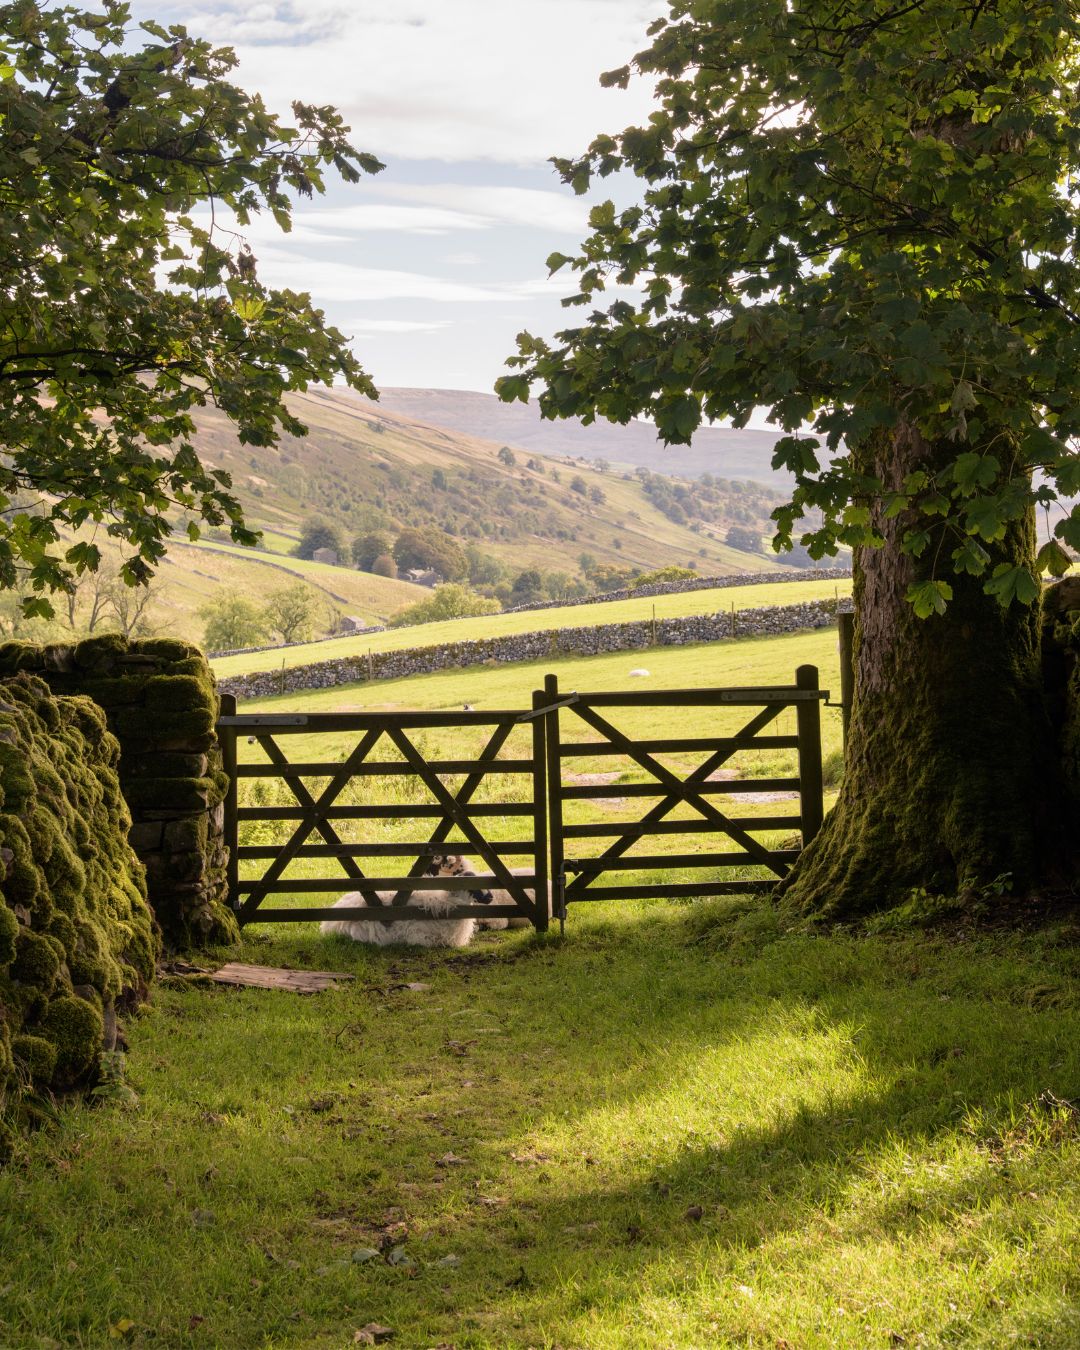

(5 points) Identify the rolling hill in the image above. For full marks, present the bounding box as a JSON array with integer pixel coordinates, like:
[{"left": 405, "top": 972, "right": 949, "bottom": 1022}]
[
  {"left": 189, "top": 385, "right": 789, "bottom": 579},
  {"left": 373, "top": 386, "right": 787, "bottom": 484},
  {"left": 8, "top": 386, "right": 811, "bottom": 649}
]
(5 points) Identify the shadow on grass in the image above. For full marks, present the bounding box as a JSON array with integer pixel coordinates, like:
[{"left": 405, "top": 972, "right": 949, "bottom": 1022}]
[{"left": 4, "top": 899, "right": 1080, "bottom": 1347}]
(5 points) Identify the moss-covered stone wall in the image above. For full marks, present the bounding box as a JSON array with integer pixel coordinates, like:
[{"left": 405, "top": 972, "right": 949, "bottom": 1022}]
[
  {"left": 0, "top": 674, "right": 158, "bottom": 1152},
  {"left": 0, "top": 636, "right": 237, "bottom": 948}
]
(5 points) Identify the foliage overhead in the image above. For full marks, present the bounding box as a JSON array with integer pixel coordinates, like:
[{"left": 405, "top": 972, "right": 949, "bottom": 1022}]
[
  {"left": 0, "top": 0, "right": 381, "bottom": 616},
  {"left": 498, "top": 0, "right": 1080, "bottom": 609}
]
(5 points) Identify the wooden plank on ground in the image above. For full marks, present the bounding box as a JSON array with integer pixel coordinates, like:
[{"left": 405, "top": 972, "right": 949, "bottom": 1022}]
[{"left": 209, "top": 962, "right": 355, "bottom": 993}]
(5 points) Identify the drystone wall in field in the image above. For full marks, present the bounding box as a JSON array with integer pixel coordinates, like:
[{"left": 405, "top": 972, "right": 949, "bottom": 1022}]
[
  {"left": 503, "top": 566, "right": 853, "bottom": 614},
  {"left": 219, "top": 597, "right": 852, "bottom": 701},
  {"left": 206, "top": 566, "right": 853, "bottom": 658},
  {"left": 0, "top": 637, "right": 236, "bottom": 948},
  {"left": 0, "top": 674, "right": 158, "bottom": 1152}
]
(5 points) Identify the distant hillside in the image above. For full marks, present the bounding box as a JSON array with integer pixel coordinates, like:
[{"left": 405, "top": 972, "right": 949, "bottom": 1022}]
[
  {"left": 5, "top": 386, "right": 805, "bottom": 651},
  {"left": 372, "top": 387, "right": 786, "bottom": 485},
  {"left": 188, "top": 386, "right": 789, "bottom": 579}
]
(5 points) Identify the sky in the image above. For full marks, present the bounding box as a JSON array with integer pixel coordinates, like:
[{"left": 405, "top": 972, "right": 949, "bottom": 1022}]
[{"left": 128, "top": 0, "right": 668, "bottom": 396}]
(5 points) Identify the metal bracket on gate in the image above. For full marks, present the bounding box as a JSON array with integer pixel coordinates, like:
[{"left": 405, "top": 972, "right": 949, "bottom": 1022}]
[{"left": 514, "top": 693, "right": 580, "bottom": 722}]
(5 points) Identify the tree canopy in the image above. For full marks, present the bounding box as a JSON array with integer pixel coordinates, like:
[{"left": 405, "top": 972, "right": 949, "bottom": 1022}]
[
  {"left": 499, "top": 0, "right": 1080, "bottom": 616},
  {"left": 0, "top": 0, "right": 381, "bottom": 616}
]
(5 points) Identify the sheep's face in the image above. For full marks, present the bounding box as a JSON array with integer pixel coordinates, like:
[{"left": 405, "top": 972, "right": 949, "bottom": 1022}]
[{"left": 425, "top": 853, "right": 493, "bottom": 903}]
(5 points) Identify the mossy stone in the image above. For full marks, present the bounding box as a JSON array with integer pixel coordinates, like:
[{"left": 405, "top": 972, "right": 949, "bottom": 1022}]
[
  {"left": 0, "top": 903, "right": 17, "bottom": 966},
  {"left": 10, "top": 930, "right": 62, "bottom": 992},
  {"left": 11, "top": 1033, "right": 57, "bottom": 1083},
  {"left": 42, "top": 996, "right": 103, "bottom": 1085},
  {"left": 0, "top": 672, "right": 157, "bottom": 1113},
  {"left": 73, "top": 634, "right": 129, "bottom": 672},
  {"left": 132, "top": 638, "right": 201, "bottom": 664}
]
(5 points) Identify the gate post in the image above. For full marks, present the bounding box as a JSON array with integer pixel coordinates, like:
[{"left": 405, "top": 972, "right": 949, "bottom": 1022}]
[
  {"left": 542, "top": 673, "right": 567, "bottom": 931},
  {"left": 795, "top": 665, "right": 824, "bottom": 846},
  {"left": 530, "top": 686, "right": 550, "bottom": 933},
  {"left": 218, "top": 692, "right": 239, "bottom": 910}
]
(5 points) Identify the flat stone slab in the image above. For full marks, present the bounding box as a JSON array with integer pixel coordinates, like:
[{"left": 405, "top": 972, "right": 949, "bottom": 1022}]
[{"left": 209, "top": 962, "right": 355, "bottom": 994}]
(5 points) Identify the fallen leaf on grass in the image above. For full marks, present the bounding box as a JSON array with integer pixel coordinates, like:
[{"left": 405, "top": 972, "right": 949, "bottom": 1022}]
[
  {"left": 187, "top": 1314, "right": 205, "bottom": 1330},
  {"left": 107, "top": 1320, "right": 136, "bottom": 1341},
  {"left": 353, "top": 1322, "right": 394, "bottom": 1343},
  {"left": 431, "top": 1254, "right": 462, "bottom": 1269},
  {"left": 443, "top": 1040, "right": 475, "bottom": 1057},
  {"left": 684, "top": 1205, "right": 703, "bottom": 1222},
  {"left": 435, "top": 1152, "right": 467, "bottom": 1167},
  {"left": 351, "top": 1247, "right": 381, "bottom": 1264},
  {"left": 386, "top": 1246, "right": 416, "bottom": 1271},
  {"left": 509, "top": 1150, "right": 551, "bottom": 1165}
]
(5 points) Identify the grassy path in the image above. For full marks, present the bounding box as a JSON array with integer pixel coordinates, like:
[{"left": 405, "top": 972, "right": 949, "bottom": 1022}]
[{"left": 3, "top": 901, "right": 1080, "bottom": 1348}]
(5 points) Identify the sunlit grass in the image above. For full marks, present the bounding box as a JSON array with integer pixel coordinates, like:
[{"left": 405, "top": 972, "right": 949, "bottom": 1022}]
[
  {"left": 210, "top": 576, "right": 852, "bottom": 679},
  {"left": 3, "top": 902, "right": 1080, "bottom": 1347}
]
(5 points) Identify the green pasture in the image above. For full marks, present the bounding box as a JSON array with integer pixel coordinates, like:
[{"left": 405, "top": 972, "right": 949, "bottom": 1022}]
[
  {"left": 3, "top": 903, "right": 1080, "bottom": 1348},
  {"left": 4, "top": 626, "right": 1080, "bottom": 1347},
  {"left": 211, "top": 575, "right": 853, "bottom": 679}
]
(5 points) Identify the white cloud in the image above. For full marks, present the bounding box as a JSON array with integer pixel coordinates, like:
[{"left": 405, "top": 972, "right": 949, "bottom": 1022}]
[
  {"left": 143, "top": 0, "right": 665, "bottom": 163},
  {"left": 250, "top": 245, "right": 524, "bottom": 303},
  {"left": 375, "top": 184, "right": 588, "bottom": 234},
  {"left": 342, "top": 318, "right": 453, "bottom": 334},
  {"left": 281, "top": 203, "right": 489, "bottom": 236}
]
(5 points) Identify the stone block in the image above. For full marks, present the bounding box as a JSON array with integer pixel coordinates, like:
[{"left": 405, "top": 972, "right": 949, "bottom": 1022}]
[{"left": 128, "top": 822, "right": 164, "bottom": 852}]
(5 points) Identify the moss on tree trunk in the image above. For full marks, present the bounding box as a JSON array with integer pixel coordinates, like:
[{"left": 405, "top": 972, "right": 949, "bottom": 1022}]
[{"left": 779, "top": 424, "right": 1062, "bottom": 920}]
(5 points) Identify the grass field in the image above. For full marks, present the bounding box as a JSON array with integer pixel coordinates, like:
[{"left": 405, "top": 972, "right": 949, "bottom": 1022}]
[
  {"left": 211, "top": 575, "right": 853, "bottom": 679},
  {"left": 4, "top": 627, "right": 1080, "bottom": 1346},
  {"left": 3, "top": 902, "right": 1080, "bottom": 1348}
]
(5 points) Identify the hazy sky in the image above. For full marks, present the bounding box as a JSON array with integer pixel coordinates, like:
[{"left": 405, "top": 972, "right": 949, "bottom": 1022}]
[{"left": 129, "top": 0, "right": 667, "bottom": 394}]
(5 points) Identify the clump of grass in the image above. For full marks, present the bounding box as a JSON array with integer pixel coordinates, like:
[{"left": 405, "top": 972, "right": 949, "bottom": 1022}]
[{"left": 4, "top": 897, "right": 1080, "bottom": 1347}]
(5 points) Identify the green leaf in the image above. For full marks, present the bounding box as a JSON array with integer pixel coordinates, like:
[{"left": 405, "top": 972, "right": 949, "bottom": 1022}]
[
  {"left": 906, "top": 579, "right": 953, "bottom": 618},
  {"left": 546, "top": 252, "right": 572, "bottom": 274},
  {"left": 495, "top": 375, "right": 530, "bottom": 404},
  {"left": 983, "top": 564, "right": 1040, "bottom": 608},
  {"left": 1035, "top": 540, "right": 1072, "bottom": 578},
  {"left": 951, "top": 453, "right": 999, "bottom": 495}
]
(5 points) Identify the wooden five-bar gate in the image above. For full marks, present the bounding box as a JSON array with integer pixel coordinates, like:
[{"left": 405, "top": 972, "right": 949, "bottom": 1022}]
[{"left": 218, "top": 664, "right": 827, "bottom": 931}]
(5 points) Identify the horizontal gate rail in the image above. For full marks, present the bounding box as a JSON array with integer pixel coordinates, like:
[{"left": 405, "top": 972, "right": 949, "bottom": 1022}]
[
  {"left": 560, "top": 815, "right": 803, "bottom": 838},
  {"left": 559, "top": 734, "right": 799, "bottom": 756},
  {"left": 217, "top": 700, "right": 548, "bottom": 931},
  {"left": 217, "top": 668, "right": 827, "bottom": 936},
  {"left": 235, "top": 758, "right": 535, "bottom": 777},
  {"left": 561, "top": 778, "right": 800, "bottom": 799},
  {"left": 235, "top": 841, "right": 538, "bottom": 859},
  {"left": 542, "top": 665, "right": 827, "bottom": 919}
]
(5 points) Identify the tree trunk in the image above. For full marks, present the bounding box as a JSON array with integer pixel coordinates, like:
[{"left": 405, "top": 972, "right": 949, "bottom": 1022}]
[{"left": 779, "top": 423, "right": 1063, "bottom": 920}]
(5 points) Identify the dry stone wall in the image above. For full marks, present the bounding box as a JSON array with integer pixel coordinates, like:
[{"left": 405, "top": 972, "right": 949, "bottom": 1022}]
[
  {"left": 220, "top": 597, "right": 852, "bottom": 701},
  {"left": 0, "top": 674, "right": 157, "bottom": 1155},
  {"left": 503, "top": 566, "right": 852, "bottom": 614},
  {"left": 0, "top": 637, "right": 236, "bottom": 949}
]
